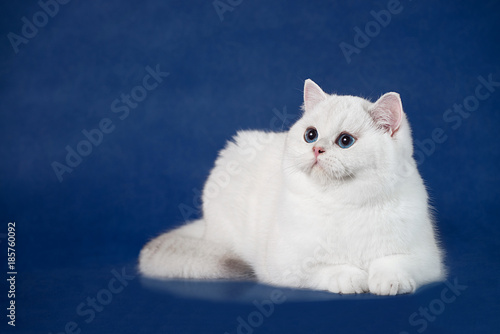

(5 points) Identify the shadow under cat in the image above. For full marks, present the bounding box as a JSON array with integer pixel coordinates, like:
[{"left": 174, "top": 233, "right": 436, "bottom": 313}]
[{"left": 139, "top": 276, "right": 444, "bottom": 303}]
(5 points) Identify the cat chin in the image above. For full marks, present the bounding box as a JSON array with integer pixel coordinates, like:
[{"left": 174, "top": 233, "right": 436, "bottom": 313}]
[{"left": 309, "top": 165, "right": 354, "bottom": 185}]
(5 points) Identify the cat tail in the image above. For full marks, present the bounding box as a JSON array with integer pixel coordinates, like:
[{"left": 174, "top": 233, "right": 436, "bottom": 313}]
[{"left": 138, "top": 219, "right": 254, "bottom": 279}]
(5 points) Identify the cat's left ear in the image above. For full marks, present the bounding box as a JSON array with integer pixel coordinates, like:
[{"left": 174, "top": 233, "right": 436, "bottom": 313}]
[{"left": 369, "top": 92, "right": 403, "bottom": 136}]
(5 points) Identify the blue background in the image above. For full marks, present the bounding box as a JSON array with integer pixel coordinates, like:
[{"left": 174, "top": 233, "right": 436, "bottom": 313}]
[{"left": 1, "top": 0, "right": 499, "bottom": 333}]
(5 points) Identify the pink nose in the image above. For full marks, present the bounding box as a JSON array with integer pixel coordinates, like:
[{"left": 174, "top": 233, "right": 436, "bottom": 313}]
[{"left": 313, "top": 146, "right": 325, "bottom": 158}]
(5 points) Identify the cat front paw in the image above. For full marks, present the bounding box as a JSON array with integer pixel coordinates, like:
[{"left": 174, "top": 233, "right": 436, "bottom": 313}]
[
  {"left": 368, "top": 271, "right": 416, "bottom": 295},
  {"left": 313, "top": 265, "right": 369, "bottom": 294}
]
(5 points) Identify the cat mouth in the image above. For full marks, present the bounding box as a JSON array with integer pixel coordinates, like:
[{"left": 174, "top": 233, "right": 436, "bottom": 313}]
[
  {"left": 311, "top": 158, "right": 325, "bottom": 171},
  {"left": 310, "top": 158, "right": 353, "bottom": 181}
]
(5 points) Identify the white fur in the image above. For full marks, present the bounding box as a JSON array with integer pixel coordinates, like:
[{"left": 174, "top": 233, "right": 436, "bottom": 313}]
[{"left": 139, "top": 79, "right": 445, "bottom": 295}]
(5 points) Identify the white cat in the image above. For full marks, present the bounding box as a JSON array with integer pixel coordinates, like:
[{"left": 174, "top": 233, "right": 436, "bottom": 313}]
[{"left": 139, "top": 79, "right": 445, "bottom": 295}]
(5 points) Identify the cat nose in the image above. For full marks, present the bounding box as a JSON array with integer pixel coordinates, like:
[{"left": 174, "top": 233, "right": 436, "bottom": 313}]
[{"left": 313, "top": 146, "right": 325, "bottom": 158}]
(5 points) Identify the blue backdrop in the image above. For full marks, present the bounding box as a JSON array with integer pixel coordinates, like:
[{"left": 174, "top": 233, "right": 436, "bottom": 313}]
[{"left": 1, "top": 0, "right": 499, "bottom": 333}]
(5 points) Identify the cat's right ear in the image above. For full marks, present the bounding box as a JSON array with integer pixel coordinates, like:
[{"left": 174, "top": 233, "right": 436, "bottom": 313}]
[{"left": 304, "top": 79, "right": 327, "bottom": 113}]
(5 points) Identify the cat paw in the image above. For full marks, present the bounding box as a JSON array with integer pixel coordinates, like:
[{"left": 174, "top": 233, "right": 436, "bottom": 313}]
[
  {"left": 314, "top": 265, "right": 369, "bottom": 294},
  {"left": 368, "top": 271, "right": 416, "bottom": 295}
]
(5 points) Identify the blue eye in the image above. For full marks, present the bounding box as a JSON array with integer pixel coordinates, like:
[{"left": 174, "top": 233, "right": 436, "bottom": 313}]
[
  {"left": 336, "top": 133, "right": 356, "bottom": 149},
  {"left": 304, "top": 127, "right": 318, "bottom": 143}
]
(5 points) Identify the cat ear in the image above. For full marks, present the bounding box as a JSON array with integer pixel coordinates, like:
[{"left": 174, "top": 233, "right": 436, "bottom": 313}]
[
  {"left": 369, "top": 92, "right": 403, "bottom": 136},
  {"left": 304, "top": 79, "right": 327, "bottom": 112}
]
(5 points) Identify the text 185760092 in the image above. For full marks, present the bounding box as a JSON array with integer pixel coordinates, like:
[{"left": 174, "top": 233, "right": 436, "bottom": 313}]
[{"left": 6, "top": 221, "right": 16, "bottom": 327}]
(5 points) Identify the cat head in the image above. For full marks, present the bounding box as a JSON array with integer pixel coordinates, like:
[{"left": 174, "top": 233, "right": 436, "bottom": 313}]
[{"left": 284, "top": 79, "right": 414, "bottom": 189}]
